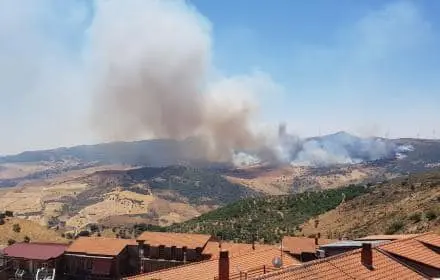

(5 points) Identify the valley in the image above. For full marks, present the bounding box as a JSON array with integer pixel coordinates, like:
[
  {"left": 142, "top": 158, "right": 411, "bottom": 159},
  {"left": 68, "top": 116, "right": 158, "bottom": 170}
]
[{"left": 1, "top": 133, "right": 440, "bottom": 239}]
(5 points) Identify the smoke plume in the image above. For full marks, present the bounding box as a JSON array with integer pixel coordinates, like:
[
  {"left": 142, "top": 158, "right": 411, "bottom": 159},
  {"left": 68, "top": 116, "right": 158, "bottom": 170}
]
[{"left": 87, "top": 0, "right": 270, "bottom": 162}]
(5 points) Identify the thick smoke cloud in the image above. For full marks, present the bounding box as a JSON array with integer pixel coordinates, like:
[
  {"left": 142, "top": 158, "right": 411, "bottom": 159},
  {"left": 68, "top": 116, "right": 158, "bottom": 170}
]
[{"left": 87, "top": 0, "right": 271, "bottom": 162}]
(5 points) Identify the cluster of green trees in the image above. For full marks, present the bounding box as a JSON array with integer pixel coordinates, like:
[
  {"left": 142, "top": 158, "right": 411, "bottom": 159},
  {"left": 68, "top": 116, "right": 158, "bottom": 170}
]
[{"left": 133, "top": 184, "right": 369, "bottom": 244}]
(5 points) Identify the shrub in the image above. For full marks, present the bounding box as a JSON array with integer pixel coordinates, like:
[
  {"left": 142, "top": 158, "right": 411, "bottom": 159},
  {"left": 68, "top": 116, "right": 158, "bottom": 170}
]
[
  {"left": 5, "top": 210, "right": 13, "bottom": 217},
  {"left": 7, "top": 239, "right": 16, "bottom": 245},
  {"left": 12, "top": 223, "right": 21, "bottom": 233},
  {"left": 65, "top": 233, "right": 74, "bottom": 239},
  {"left": 409, "top": 212, "right": 422, "bottom": 223},
  {"left": 23, "top": 236, "right": 30, "bottom": 243},
  {"left": 386, "top": 220, "right": 404, "bottom": 234},
  {"left": 425, "top": 210, "right": 437, "bottom": 221},
  {"left": 0, "top": 218, "right": 5, "bottom": 225},
  {"left": 77, "top": 230, "right": 90, "bottom": 237}
]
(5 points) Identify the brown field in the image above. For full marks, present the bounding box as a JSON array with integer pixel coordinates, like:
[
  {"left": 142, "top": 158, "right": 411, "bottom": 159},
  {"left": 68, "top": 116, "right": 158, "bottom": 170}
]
[{"left": 0, "top": 218, "right": 67, "bottom": 246}]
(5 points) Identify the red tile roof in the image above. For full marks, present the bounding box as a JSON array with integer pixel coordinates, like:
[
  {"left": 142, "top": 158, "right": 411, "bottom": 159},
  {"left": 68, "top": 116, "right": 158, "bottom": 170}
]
[
  {"left": 202, "top": 241, "right": 277, "bottom": 259},
  {"left": 3, "top": 242, "right": 68, "bottom": 261},
  {"left": 66, "top": 237, "right": 137, "bottom": 257},
  {"left": 254, "top": 248, "right": 425, "bottom": 280},
  {"left": 356, "top": 234, "right": 421, "bottom": 241},
  {"left": 137, "top": 232, "right": 212, "bottom": 249},
  {"left": 125, "top": 247, "right": 300, "bottom": 280},
  {"left": 282, "top": 236, "right": 336, "bottom": 254},
  {"left": 378, "top": 233, "right": 440, "bottom": 269},
  {"left": 415, "top": 232, "right": 440, "bottom": 248}
]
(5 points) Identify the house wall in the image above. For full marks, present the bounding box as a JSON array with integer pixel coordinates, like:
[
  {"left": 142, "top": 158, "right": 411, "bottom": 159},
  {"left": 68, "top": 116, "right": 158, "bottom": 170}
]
[
  {"left": 322, "top": 246, "right": 359, "bottom": 257},
  {"left": 64, "top": 255, "right": 117, "bottom": 280},
  {"left": 135, "top": 244, "right": 205, "bottom": 273}
]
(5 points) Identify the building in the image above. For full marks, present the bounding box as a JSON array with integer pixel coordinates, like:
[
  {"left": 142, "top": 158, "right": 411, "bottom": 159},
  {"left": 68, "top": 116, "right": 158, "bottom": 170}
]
[
  {"left": 254, "top": 232, "right": 440, "bottom": 280},
  {"left": 202, "top": 241, "right": 276, "bottom": 260},
  {"left": 253, "top": 243, "right": 427, "bottom": 280},
  {"left": 378, "top": 233, "right": 440, "bottom": 278},
  {"left": 124, "top": 247, "right": 300, "bottom": 280},
  {"left": 2, "top": 242, "right": 68, "bottom": 280},
  {"left": 135, "top": 232, "right": 213, "bottom": 273},
  {"left": 281, "top": 235, "right": 336, "bottom": 262},
  {"left": 355, "top": 234, "right": 421, "bottom": 242},
  {"left": 0, "top": 245, "right": 7, "bottom": 280},
  {"left": 64, "top": 237, "right": 139, "bottom": 280},
  {"left": 318, "top": 240, "right": 388, "bottom": 257}
]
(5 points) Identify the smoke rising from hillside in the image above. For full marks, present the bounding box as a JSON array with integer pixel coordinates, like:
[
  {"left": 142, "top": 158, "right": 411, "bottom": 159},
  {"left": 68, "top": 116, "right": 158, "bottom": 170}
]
[{"left": 88, "top": 0, "right": 270, "bottom": 162}]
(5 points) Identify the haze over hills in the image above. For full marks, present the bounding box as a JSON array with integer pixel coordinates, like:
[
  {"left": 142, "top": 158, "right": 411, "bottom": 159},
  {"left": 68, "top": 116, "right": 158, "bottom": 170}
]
[{"left": 1, "top": 132, "right": 440, "bottom": 233}]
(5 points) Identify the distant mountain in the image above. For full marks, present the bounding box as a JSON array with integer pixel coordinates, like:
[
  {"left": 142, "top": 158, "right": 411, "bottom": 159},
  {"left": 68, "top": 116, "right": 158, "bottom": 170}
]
[
  {"left": 0, "top": 139, "right": 221, "bottom": 167},
  {"left": 1, "top": 132, "right": 440, "bottom": 174}
]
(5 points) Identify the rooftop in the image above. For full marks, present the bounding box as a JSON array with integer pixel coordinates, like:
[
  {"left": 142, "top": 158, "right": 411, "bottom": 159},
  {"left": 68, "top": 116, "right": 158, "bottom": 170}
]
[
  {"left": 202, "top": 241, "right": 277, "bottom": 260},
  {"left": 355, "top": 234, "right": 421, "bottom": 241},
  {"left": 282, "top": 236, "right": 336, "bottom": 255},
  {"left": 3, "top": 242, "right": 68, "bottom": 261},
  {"left": 66, "top": 237, "right": 137, "bottom": 257},
  {"left": 254, "top": 247, "right": 425, "bottom": 280},
  {"left": 125, "top": 247, "right": 300, "bottom": 280},
  {"left": 378, "top": 233, "right": 440, "bottom": 270},
  {"left": 319, "top": 240, "right": 388, "bottom": 248},
  {"left": 136, "top": 231, "right": 212, "bottom": 249}
]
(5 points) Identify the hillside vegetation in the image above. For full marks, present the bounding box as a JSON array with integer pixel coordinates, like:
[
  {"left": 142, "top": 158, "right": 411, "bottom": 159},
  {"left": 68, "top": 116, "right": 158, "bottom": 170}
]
[
  {"left": 161, "top": 184, "right": 369, "bottom": 244},
  {"left": 0, "top": 217, "right": 66, "bottom": 245},
  {"left": 299, "top": 169, "right": 440, "bottom": 239}
]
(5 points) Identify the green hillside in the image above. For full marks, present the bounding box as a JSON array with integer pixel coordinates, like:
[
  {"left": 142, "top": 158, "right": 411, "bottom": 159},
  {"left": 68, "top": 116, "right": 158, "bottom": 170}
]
[{"left": 160, "top": 184, "right": 370, "bottom": 243}]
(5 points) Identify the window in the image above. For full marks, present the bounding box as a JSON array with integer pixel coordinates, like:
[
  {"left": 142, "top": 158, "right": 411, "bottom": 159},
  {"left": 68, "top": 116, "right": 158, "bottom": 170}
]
[{"left": 87, "top": 259, "right": 92, "bottom": 270}]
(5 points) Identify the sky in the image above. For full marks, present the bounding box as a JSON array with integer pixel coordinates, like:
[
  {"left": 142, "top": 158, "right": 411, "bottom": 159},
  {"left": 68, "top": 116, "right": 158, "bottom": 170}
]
[{"left": 0, "top": 0, "right": 440, "bottom": 155}]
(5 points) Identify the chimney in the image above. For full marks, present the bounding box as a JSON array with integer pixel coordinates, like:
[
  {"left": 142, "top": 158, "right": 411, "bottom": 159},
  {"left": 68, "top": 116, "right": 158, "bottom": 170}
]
[
  {"left": 361, "top": 243, "right": 373, "bottom": 269},
  {"left": 218, "top": 251, "right": 230, "bottom": 280}
]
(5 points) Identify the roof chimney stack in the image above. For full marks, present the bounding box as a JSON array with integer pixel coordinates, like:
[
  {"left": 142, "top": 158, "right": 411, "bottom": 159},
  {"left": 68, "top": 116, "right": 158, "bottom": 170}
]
[
  {"left": 218, "top": 251, "right": 230, "bottom": 280},
  {"left": 361, "top": 243, "right": 373, "bottom": 269}
]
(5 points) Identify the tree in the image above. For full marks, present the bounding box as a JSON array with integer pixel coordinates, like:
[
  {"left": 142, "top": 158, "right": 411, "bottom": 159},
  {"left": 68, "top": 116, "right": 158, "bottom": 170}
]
[{"left": 13, "top": 223, "right": 21, "bottom": 233}]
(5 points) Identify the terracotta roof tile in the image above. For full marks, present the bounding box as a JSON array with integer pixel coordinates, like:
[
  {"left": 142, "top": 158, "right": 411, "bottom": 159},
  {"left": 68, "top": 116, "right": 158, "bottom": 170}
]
[
  {"left": 356, "top": 234, "right": 421, "bottom": 241},
  {"left": 378, "top": 233, "right": 440, "bottom": 269},
  {"left": 137, "top": 232, "right": 212, "bottom": 249},
  {"left": 415, "top": 232, "right": 440, "bottom": 248},
  {"left": 282, "top": 236, "right": 336, "bottom": 254},
  {"left": 254, "top": 248, "right": 425, "bottom": 280},
  {"left": 202, "top": 241, "right": 277, "bottom": 260},
  {"left": 125, "top": 247, "right": 300, "bottom": 280},
  {"left": 3, "top": 242, "right": 68, "bottom": 261},
  {"left": 66, "top": 237, "right": 137, "bottom": 257}
]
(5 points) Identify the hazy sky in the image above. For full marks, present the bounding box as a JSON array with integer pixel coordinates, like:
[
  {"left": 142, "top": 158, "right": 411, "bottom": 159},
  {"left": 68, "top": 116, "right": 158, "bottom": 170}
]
[{"left": 1, "top": 0, "right": 439, "bottom": 155}]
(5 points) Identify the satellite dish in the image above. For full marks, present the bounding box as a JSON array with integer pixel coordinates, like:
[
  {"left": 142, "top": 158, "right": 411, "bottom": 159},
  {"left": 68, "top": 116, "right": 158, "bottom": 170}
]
[{"left": 272, "top": 256, "right": 283, "bottom": 268}]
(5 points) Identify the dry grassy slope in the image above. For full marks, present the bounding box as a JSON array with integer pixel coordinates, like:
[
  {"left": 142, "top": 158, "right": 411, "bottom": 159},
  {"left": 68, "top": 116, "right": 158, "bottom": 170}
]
[
  {"left": 0, "top": 218, "right": 66, "bottom": 245},
  {"left": 223, "top": 164, "right": 380, "bottom": 195},
  {"left": 299, "top": 169, "right": 440, "bottom": 239}
]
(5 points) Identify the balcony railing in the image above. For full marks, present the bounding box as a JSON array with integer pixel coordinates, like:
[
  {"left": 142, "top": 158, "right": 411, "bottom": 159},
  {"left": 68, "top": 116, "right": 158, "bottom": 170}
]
[{"left": 213, "top": 265, "right": 278, "bottom": 280}]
